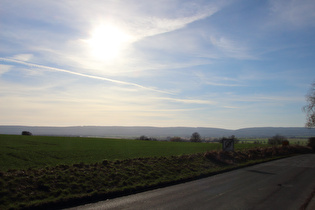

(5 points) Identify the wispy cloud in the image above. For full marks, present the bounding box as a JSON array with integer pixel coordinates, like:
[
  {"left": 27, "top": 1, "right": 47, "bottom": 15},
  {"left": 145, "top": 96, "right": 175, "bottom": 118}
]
[
  {"left": 131, "top": 8, "right": 218, "bottom": 40},
  {"left": 62, "top": 0, "right": 222, "bottom": 42},
  {"left": 203, "top": 81, "right": 244, "bottom": 87},
  {"left": 11, "top": 54, "right": 33, "bottom": 62},
  {"left": 0, "top": 57, "right": 173, "bottom": 95},
  {"left": 0, "top": 1, "right": 228, "bottom": 79},
  {"left": 209, "top": 36, "right": 256, "bottom": 59},
  {"left": 223, "top": 106, "right": 240, "bottom": 109},
  {"left": 157, "top": 97, "right": 216, "bottom": 105},
  {"left": 0, "top": 64, "right": 12, "bottom": 75},
  {"left": 223, "top": 94, "right": 305, "bottom": 103},
  {"left": 269, "top": 0, "right": 315, "bottom": 27},
  {"left": 194, "top": 72, "right": 245, "bottom": 87}
]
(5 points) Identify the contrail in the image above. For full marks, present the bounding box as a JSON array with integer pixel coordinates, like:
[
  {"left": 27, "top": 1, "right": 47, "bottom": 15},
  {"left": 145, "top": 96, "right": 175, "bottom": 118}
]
[{"left": 0, "top": 57, "right": 173, "bottom": 94}]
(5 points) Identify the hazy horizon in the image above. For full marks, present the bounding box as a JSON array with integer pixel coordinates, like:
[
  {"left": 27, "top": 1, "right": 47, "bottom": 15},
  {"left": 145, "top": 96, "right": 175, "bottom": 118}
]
[
  {"left": 0, "top": 124, "right": 312, "bottom": 130},
  {"left": 1, "top": 0, "right": 315, "bottom": 129},
  {"left": 2, "top": 125, "right": 315, "bottom": 139}
]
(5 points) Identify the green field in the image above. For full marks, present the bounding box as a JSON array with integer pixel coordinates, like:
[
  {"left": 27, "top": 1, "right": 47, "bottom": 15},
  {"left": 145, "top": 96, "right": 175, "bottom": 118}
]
[
  {"left": 238, "top": 138, "right": 309, "bottom": 145},
  {"left": 0, "top": 134, "right": 268, "bottom": 171}
]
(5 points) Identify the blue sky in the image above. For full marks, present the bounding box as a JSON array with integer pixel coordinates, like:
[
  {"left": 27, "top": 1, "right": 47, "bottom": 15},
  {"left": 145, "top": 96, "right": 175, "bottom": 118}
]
[{"left": 0, "top": 0, "right": 315, "bottom": 129}]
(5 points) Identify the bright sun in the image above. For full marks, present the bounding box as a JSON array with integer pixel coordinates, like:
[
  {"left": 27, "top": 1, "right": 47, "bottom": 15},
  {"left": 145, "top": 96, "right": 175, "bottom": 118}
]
[{"left": 86, "top": 24, "right": 130, "bottom": 61}]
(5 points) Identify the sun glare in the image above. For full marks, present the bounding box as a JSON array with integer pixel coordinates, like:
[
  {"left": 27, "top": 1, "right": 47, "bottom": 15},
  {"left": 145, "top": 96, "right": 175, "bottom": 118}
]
[{"left": 86, "top": 24, "right": 131, "bottom": 61}]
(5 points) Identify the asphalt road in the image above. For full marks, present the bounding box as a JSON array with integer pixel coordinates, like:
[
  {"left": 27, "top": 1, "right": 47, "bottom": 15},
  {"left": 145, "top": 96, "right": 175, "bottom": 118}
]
[{"left": 69, "top": 154, "right": 315, "bottom": 210}]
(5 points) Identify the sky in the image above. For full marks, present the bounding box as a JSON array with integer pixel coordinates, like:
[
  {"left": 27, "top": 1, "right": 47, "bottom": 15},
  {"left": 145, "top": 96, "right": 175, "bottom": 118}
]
[{"left": 0, "top": 0, "right": 315, "bottom": 130}]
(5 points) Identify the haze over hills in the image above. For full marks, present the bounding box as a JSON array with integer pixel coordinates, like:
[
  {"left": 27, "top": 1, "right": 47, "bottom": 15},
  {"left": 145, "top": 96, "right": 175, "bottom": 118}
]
[{"left": 1, "top": 126, "right": 315, "bottom": 139}]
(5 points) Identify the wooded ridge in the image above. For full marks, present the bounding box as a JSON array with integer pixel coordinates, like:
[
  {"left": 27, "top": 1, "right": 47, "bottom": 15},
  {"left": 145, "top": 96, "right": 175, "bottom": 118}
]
[{"left": 1, "top": 126, "right": 315, "bottom": 138}]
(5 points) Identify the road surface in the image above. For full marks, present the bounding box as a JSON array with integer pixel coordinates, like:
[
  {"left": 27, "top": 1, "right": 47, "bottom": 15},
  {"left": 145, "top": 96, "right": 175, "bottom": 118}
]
[{"left": 68, "top": 154, "right": 315, "bottom": 210}]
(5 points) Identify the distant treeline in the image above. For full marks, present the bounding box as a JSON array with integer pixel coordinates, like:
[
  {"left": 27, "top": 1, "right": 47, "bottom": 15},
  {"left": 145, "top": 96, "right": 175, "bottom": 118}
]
[{"left": 1, "top": 125, "right": 315, "bottom": 138}]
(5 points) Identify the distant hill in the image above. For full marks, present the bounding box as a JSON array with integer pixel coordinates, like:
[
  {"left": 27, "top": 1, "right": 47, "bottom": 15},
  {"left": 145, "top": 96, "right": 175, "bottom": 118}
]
[{"left": 0, "top": 126, "right": 315, "bottom": 139}]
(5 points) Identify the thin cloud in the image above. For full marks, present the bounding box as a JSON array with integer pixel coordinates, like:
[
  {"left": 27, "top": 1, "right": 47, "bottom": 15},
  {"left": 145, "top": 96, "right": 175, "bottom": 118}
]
[
  {"left": 269, "top": 0, "right": 315, "bottom": 27},
  {"left": 0, "top": 64, "right": 12, "bottom": 75},
  {"left": 0, "top": 1, "right": 223, "bottom": 78},
  {"left": 157, "top": 97, "right": 216, "bottom": 105},
  {"left": 84, "top": 1, "right": 221, "bottom": 41},
  {"left": 132, "top": 7, "right": 218, "bottom": 40},
  {"left": 225, "top": 95, "right": 305, "bottom": 103},
  {"left": 204, "top": 81, "right": 245, "bottom": 87},
  {"left": 0, "top": 57, "right": 174, "bottom": 95},
  {"left": 12, "top": 54, "right": 33, "bottom": 62},
  {"left": 61, "top": 0, "right": 222, "bottom": 42},
  {"left": 250, "top": 96, "right": 305, "bottom": 103},
  {"left": 147, "top": 108, "right": 204, "bottom": 112},
  {"left": 195, "top": 72, "right": 245, "bottom": 87},
  {"left": 209, "top": 36, "right": 257, "bottom": 59},
  {"left": 223, "top": 106, "right": 240, "bottom": 109}
]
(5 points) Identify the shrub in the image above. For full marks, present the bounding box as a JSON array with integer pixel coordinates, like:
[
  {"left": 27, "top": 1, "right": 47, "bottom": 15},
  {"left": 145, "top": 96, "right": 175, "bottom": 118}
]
[
  {"left": 170, "top": 137, "right": 183, "bottom": 142},
  {"left": 282, "top": 140, "right": 289, "bottom": 146},
  {"left": 139, "top": 135, "right": 150, "bottom": 140},
  {"left": 307, "top": 137, "right": 315, "bottom": 151},
  {"left": 21, "top": 131, "right": 32, "bottom": 136},
  {"left": 268, "top": 134, "right": 287, "bottom": 145}
]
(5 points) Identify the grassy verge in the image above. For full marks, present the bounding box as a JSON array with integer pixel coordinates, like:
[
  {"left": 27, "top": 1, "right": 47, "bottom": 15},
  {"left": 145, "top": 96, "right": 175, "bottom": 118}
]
[{"left": 0, "top": 145, "right": 312, "bottom": 210}]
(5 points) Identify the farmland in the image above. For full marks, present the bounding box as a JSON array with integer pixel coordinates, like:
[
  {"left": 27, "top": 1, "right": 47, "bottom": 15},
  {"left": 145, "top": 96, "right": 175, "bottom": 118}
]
[
  {"left": 238, "top": 138, "right": 309, "bottom": 145},
  {"left": 0, "top": 135, "right": 270, "bottom": 171}
]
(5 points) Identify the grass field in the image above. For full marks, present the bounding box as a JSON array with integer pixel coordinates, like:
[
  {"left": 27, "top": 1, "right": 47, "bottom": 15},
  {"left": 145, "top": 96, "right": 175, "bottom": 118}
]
[
  {"left": 238, "top": 138, "right": 309, "bottom": 145},
  {"left": 0, "top": 134, "right": 268, "bottom": 171}
]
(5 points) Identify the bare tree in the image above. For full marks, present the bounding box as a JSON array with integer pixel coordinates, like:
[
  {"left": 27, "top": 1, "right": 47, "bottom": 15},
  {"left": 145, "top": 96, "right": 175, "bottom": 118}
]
[{"left": 303, "top": 82, "right": 315, "bottom": 128}]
